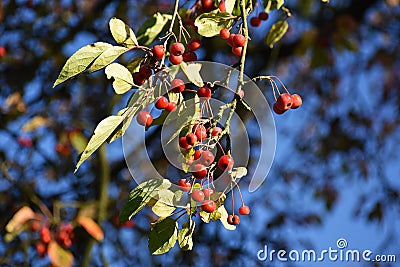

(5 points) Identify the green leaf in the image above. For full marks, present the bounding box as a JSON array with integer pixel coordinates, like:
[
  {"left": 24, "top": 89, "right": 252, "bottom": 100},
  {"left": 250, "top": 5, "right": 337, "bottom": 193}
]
[
  {"left": 218, "top": 205, "right": 236, "bottom": 230},
  {"left": 53, "top": 42, "right": 112, "bottom": 88},
  {"left": 263, "top": 0, "right": 284, "bottom": 12},
  {"left": 88, "top": 46, "right": 129, "bottom": 73},
  {"left": 225, "top": 0, "right": 236, "bottom": 13},
  {"left": 178, "top": 220, "right": 195, "bottom": 250},
  {"left": 137, "top": 13, "right": 172, "bottom": 45},
  {"left": 48, "top": 241, "right": 74, "bottom": 267},
  {"left": 152, "top": 189, "right": 176, "bottom": 217},
  {"left": 266, "top": 20, "right": 288, "bottom": 48},
  {"left": 126, "top": 57, "right": 145, "bottom": 73},
  {"left": 75, "top": 115, "right": 124, "bottom": 172},
  {"left": 195, "top": 10, "right": 235, "bottom": 37},
  {"left": 119, "top": 178, "right": 171, "bottom": 223},
  {"left": 148, "top": 218, "right": 178, "bottom": 255},
  {"left": 105, "top": 63, "right": 134, "bottom": 94},
  {"left": 109, "top": 17, "right": 138, "bottom": 47},
  {"left": 180, "top": 62, "right": 204, "bottom": 87}
]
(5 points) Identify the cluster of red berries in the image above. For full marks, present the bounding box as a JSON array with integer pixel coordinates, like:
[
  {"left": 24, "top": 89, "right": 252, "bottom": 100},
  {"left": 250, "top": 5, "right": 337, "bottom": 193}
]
[
  {"left": 152, "top": 38, "right": 201, "bottom": 66},
  {"left": 227, "top": 205, "right": 250, "bottom": 225},
  {"left": 273, "top": 93, "right": 302, "bottom": 115},
  {"left": 133, "top": 64, "right": 153, "bottom": 86},
  {"left": 219, "top": 29, "right": 246, "bottom": 57},
  {"left": 250, "top": 11, "right": 269, "bottom": 27}
]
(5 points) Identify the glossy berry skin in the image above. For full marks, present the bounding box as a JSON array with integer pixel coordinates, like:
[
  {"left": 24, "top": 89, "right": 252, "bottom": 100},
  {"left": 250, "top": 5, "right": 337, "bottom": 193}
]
[
  {"left": 183, "top": 51, "right": 197, "bottom": 62},
  {"left": 179, "top": 136, "right": 191, "bottom": 150},
  {"left": 40, "top": 227, "right": 51, "bottom": 244},
  {"left": 200, "top": 150, "right": 215, "bottom": 166},
  {"left": 202, "top": 188, "right": 214, "bottom": 197},
  {"left": 250, "top": 17, "right": 261, "bottom": 27},
  {"left": 171, "top": 79, "right": 185, "bottom": 93},
  {"left": 220, "top": 28, "right": 230, "bottom": 39},
  {"left": 238, "top": 205, "right": 250, "bottom": 215},
  {"left": 139, "top": 65, "right": 152, "bottom": 78},
  {"left": 192, "top": 124, "right": 207, "bottom": 140},
  {"left": 201, "top": 199, "right": 216, "bottom": 213},
  {"left": 218, "top": 0, "right": 226, "bottom": 12},
  {"left": 187, "top": 38, "right": 201, "bottom": 51},
  {"left": 232, "top": 215, "right": 240, "bottom": 225},
  {"left": 178, "top": 179, "right": 191, "bottom": 192},
  {"left": 186, "top": 133, "right": 198, "bottom": 146},
  {"left": 197, "top": 87, "right": 212, "bottom": 99},
  {"left": 258, "top": 12, "right": 269, "bottom": 21},
  {"left": 133, "top": 72, "right": 146, "bottom": 85},
  {"left": 152, "top": 45, "right": 165, "bottom": 60},
  {"left": 231, "top": 46, "right": 243, "bottom": 56},
  {"left": 191, "top": 164, "right": 208, "bottom": 179},
  {"left": 155, "top": 96, "right": 169, "bottom": 109},
  {"left": 227, "top": 34, "right": 236, "bottom": 47},
  {"left": 273, "top": 103, "right": 285, "bottom": 115},
  {"left": 192, "top": 189, "right": 205, "bottom": 202},
  {"left": 290, "top": 94, "right": 302, "bottom": 109},
  {"left": 170, "top": 42, "right": 185, "bottom": 56},
  {"left": 193, "top": 149, "right": 202, "bottom": 160},
  {"left": 211, "top": 126, "right": 222, "bottom": 136},
  {"left": 227, "top": 215, "right": 234, "bottom": 225},
  {"left": 218, "top": 155, "right": 234, "bottom": 170},
  {"left": 233, "top": 34, "right": 246, "bottom": 47},
  {"left": 165, "top": 102, "right": 177, "bottom": 112},
  {"left": 276, "top": 93, "right": 293, "bottom": 111},
  {"left": 136, "top": 111, "right": 153, "bottom": 127},
  {"left": 169, "top": 54, "right": 183, "bottom": 65},
  {"left": 201, "top": 0, "right": 214, "bottom": 12}
]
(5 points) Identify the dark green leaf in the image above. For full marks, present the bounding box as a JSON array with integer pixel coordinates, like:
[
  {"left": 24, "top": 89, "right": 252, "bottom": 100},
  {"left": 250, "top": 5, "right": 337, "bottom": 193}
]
[
  {"left": 266, "top": 20, "right": 288, "bottom": 48},
  {"left": 148, "top": 218, "right": 178, "bottom": 254},
  {"left": 137, "top": 13, "right": 172, "bottom": 45},
  {"left": 178, "top": 220, "right": 195, "bottom": 250}
]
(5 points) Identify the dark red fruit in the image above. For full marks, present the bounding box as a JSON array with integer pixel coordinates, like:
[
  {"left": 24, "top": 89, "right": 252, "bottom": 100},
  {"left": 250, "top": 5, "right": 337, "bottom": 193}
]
[
  {"left": 178, "top": 178, "right": 191, "bottom": 192},
  {"left": 200, "top": 150, "right": 215, "bottom": 166},
  {"left": 18, "top": 137, "right": 33, "bottom": 147},
  {"left": 136, "top": 111, "right": 153, "bottom": 127},
  {"left": 238, "top": 205, "right": 250, "bottom": 215},
  {"left": 192, "top": 189, "right": 205, "bottom": 202},
  {"left": 193, "top": 149, "right": 202, "bottom": 160},
  {"left": 170, "top": 42, "right": 185, "bottom": 56},
  {"left": 183, "top": 51, "right": 197, "bottom": 62},
  {"left": 55, "top": 142, "right": 71, "bottom": 156},
  {"left": 211, "top": 126, "right": 222, "bottom": 136},
  {"left": 220, "top": 28, "right": 230, "bottom": 39},
  {"left": 30, "top": 220, "right": 42, "bottom": 232},
  {"left": 197, "top": 87, "right": 212, "bottom": 99},
  {"left": 179, "top": 136, "right": 191, "bottom": 150},
  {"left": 152, "top": 45, "right": 165, "bottom": 60},
  {"left": 155, "top": 96, "right": 169, "bottom": 109},
  {"left": 201, "top": 0, "right": 214, "bottom": 12},
  {"left": 218, "top": 155, "right": 234, "bottom": 170},
  {"left": 273, "top": 103, "right": 285, "bottom": 115},
  {"left": 36, "top": 241, "right": 47, "bottom": 257},
  {"left": 232, "top": 46, "right": 243, "bottom": 56},
  {"left": 171, "top": 79, "right": 186, "bottom": 93},
  {"left": 0, "top": 46, "right": 5, "bottom": 57},
  {"left": 258, "top": 12, "right": 269, "bottom": 21},
  {"left": 218, "top": 0, "right": 226, "bottom": 12},
  {"left": 201, "top": 199, "right": 216, "bottom": 213},
  {"left": 40, "top": 227, "right": 51, "bottom": 244},
  {"left": 192, "top": 124, "right": 207, "bottom": 140},
  {"left": 276, "top": 93, "right": 293, "bottom": 111},
  {"left": 187, "top": 38, "right": 201, "bottom": 51},
  {"left": 233, "top": 34, "right": 246, "bottom": 47},
  {"left": 232, "top": 215, "right": 240, "bottom": 225},
  {"left": 227, "top": 215, "right": 234, "bottom": 224},
  {"left": 290, "top": 94, "right": 302, "bottom": 109},
  {"left": 169, "top": 54, "right": 183, "bottom": 65},
  {"left": 227, "top": 34, "right": 236, "bottom": 47},
  {"left": 165, "top": 102, "right": 177, "bottom": 112},
  {"left": 186, "top": 133, "right": 198, "bottom": 146},
  {"left": 191, "top": 164, "right": 208, "bottom": 179},
  {"left": 139, "top": 65, "right": 152, "bottom": 78},
  {"left": 202, "top": 188, "right": 214, "bottom": 197},
  {"left": 250, "top": 17, "right": 261, "bottom": 27},
  {"left": 133, "top": 72, "right": 146, "bottom": 85}
]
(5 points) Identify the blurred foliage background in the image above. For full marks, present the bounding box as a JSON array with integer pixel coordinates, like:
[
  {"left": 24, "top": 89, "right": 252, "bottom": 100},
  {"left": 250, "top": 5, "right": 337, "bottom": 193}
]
[{"left": 0, "top": 0, "right": 399, "bottom": 266}]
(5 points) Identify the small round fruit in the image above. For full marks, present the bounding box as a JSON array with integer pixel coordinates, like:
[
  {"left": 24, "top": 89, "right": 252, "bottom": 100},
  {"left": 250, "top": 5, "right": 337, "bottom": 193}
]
[
  {"left": 165, "top": 102, "right": 177, "bottom": 112},
  {"left": 232, "top": 46, "right": 243, "bottom": 56},
  {"left": 227, "top": 215, "right": 234, "bottom": 225},
  {"left": 179, "top": 136, "right": 191, "bottom": 150},
  {"left": 227, "top": 34, "right": 236, "bottom": 47},
  {"left": 187, "top": 38, "right": 201, "bottom": 51},
  {"left": 273, "top": 103, "right": 285, "bottom": 115},
  {"left": 233, "top": 34, "right": 246, "bottom": 47},
  {"left": 238, "top": 205, "right": 250, "bottom": 215},
  {"left": 171, "top": 79, "right": 185, "bottom": 93},
  {"left": 290, "top": 94, "right": 302, "bottom": 109},
  {"left": 197, "top": 87, "right": 212, "bottom": 99},
  {"left": 218, "top": 0, "right": 226, "bottom": 12},
  {"left": 36, "top": 242, "right": 47, "bottom": 257},
  {"left": 186, "top": 133, "right": 198, "bottom": 146},
  {"left": 139, "top": 65, "right": 152, "bottom": 78},
  {"left": 152, "top": 45, "right": 165, "bottom": 60},
  {"left": 193, "top": 149, "right": 202, "bottom": 160},
  {"left": 250, "top": 17, "right": 261, "bottom": 27},
  {"left": 170, "top": 42, "right": 185, "bottom": 56},
  {"left": 133, "top": 72, "right": 146, "bottom": 85},
  {"left": 40, "top": 227, "right": 51, "bottom": 244},
  {"left": 191, "top": 164, "right": 208, "bottom": 179},
  {"left": 0, "top": 46, "right": 6, "bottom": 57},
  {"left": 276, "top": 93, "right": 293, "bottom": 111},
  {"left": 169, "top": 54, "right": 183, "bottom": 65},
  {"left": 201, "top": 199, "right": 216, "bottom": 213},
  {"left": 218, "top": 155, "right": 234, "bottom": 170},
  {"left": 136, "top": 111, "right": 153, "bottom": 127},
  {"left": 258, "top": 12, "right": 269, "bottom": 21},
  {"left": 211, "top": 127, "right": 222, "bottom": 136},
  {"left": 220, "top": 28, "right": 230, "bottom": 39},
  {"left": 200, "top": 150, "right": 215, "bottom": 166},
  {"left": 192, "top": 189, "right": 205, "bottom": 202},
  {"left": 192, "top": 124, "right": 207, "bottom": 140},
  {"left": 178, "top": 179, "right": 191, "bottom": 192},
  {"left": 201, "top": 0, "right": 214, "bottom": 12},
  {"left": 202, "top": 188, "right": 214, "bottom": 197},
  {"left": 232, "top": 215, "right": 240, "bottom": 225},
  {"left": 155, "top": 96, "right": 169, "bottom": 109},
  {"left": 183, "top": 51, "right": 197, "bottom": 62}
]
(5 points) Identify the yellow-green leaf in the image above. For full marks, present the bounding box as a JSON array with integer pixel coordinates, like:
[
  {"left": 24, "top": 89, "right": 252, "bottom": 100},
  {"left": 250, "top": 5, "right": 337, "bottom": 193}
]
[
  {"left": 137, "top": 13, "right": 172, "bottom": 45},
  {"left": 264, "top": 0, "right": 284, "bottom": 12},
  {"left": 266, "top": 20, "right": 288, "bottom": 48},
  {"left": 152, "top": 189, "right": 176, "bottom": 217},
  {"left": 149, "top": 218, "right": 177, "bottom": 254},
  {"left": 109, "top": 17, "right": 138, "bottom": 47},
  {"left": 89, "top": 46, "right": 129, "bottom": 73},
  {"left": 180, "top": 62, "right": 204, "bottom": 87},
  {"left": 48, "top": 241, "right": 74, "bottom": 267},
  {"left": 105, "top": 63, "right": 134, "bottom": 94},
  {"left": 178, "top": 220, "right": 195, "bottom": 250},
  {"left": 195, "top": 10, "right": 235, "bottom": 37}
]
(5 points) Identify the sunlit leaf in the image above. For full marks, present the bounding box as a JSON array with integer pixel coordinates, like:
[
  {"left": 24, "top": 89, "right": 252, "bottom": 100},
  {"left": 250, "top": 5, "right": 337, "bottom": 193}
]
[
  {"left": 105, "top": 63, "right": 134, "bottom": 94},
  {"left": 109, "top": 17, "right": 138, "bottom": 47},
  {"left": 148, "top": 218, "right": 178, "bottom": 254},
  {"left": 152, "top": 189, "right": 176, "bottom": 217},
  {"left": 48, "top": 241, "right": 74, "bottom": 267},
  {"left": 229, "top": 167, "right": 247, "bottom": 180},
  {"left": 69, "top": 130, "right": 87, "bottom": 153},
  {"left": 218, "top": 205, "right": 236, "bottom": 230},
  {"left": 88, "top": 46, "right": 129, "bottom": 73},
  {"left": 126, "top": 57, "right": 145, "bottom": 73},
  {"left": 266, "top": 20, "right": 288, "bottom": 48},
  {"left": 5, "top": 206, "right": 35, "bottom": 235},
  {"left": 76, "top": 216, "right": 104, "bottom": 241},
  {"left": 225, "top": 0, "right": 236, "bottom": 13},
  {"left": 195, "top": 10, "right": 235, "bottom": 37},
  {"left": 137, "top": 13, "right": 172, "bottom": 45},
  {"left": 263, "top": 0, "right": 284, "bottom": 12},
  {"left": 180, "top": 62, "right": 204, "bottom": 87},
  {"left": 178, "top": 220, "right": 195, "bottom": 250}
]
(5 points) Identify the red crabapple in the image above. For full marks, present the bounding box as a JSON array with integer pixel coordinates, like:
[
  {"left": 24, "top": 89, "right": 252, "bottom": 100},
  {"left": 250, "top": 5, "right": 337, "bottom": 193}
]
[{"left": 136, "top": 111, "right": 153, "bottom": 127}]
